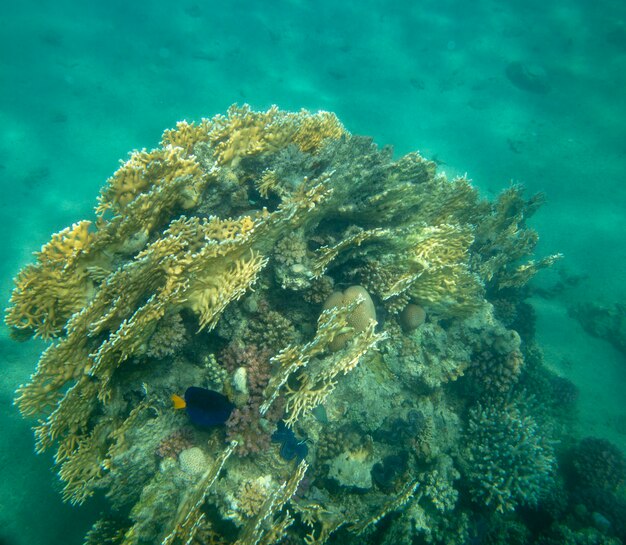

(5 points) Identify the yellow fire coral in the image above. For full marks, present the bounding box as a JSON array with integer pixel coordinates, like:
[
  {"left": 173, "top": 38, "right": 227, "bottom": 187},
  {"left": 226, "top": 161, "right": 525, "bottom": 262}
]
[
  {"left": 206, "top": 104, "right": 346, "bottom": 166},
  {"left": 6, "top": 220, "right": 96, "bottom": 338},
  {"left": 160, "top": 119, "right": 211, "bottom": 153},
  {"left": 261, "top": 294, "right": 386, "bottom": 427},
  {"left": 96, "top": 145, "right": 205, "bottom": 216},
  {"left": 471, "top": 185, "right": 562, "bottom": 288}
]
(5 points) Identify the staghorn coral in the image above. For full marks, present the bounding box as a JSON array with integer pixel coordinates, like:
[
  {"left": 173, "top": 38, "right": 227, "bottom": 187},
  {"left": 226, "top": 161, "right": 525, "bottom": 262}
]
[
  {"left": 462, "top": 401, "right": 556, "bottom": 512},
  {"left": 5, "top": 105, "right": 562, "bottom": 545}
]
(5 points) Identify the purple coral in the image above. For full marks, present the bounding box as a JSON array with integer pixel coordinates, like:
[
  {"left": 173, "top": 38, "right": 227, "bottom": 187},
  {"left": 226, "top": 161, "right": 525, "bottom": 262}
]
[
  {"left": 220, "top": 343, "right": 272, "bottom": 376},
  {"left": 156, "top": 427, "right": 194, "bottom": 459},
  {"left": 227, "top": 403, "right": 271, "bottom": 456},
  {"left": 222, "top": 343, "right": 284, "bottom": 456}
]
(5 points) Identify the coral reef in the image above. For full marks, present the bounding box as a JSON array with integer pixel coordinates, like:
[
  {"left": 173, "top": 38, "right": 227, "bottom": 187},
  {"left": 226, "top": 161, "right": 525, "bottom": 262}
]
[
  {"left": 536, "top": 522, "right": 623, "bottom": 545},
  {"left": 179, "top": 446, "right": 210, "bottom": 476},
  {"left": 5, "top": 105, "right": 579, "bottom": 544},
  {"left": 322, "top": 285, "right": 377, "bottom": 351},
  {"left": 569, "top": 486, "right": 626, "bottom": 543},
  {"left": 465, "top": 327, "right": 525, "bottom": 399}
]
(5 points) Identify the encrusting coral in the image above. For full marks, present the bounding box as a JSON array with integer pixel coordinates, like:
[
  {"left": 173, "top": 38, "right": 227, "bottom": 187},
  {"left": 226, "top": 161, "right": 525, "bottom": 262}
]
[{"left": 6, "top": 104, "right": 573, "bottom": 545}]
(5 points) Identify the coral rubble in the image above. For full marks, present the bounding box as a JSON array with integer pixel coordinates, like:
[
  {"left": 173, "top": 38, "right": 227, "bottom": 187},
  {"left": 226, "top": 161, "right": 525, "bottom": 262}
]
[{"left": 8, "top": 105, "right": 605, "bottom": 545}]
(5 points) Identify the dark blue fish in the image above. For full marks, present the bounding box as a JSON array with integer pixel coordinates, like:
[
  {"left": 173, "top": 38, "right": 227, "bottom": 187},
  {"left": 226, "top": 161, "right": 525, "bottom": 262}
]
[{"left": 172, "top": 386, "right": 235, "bottom": 427}]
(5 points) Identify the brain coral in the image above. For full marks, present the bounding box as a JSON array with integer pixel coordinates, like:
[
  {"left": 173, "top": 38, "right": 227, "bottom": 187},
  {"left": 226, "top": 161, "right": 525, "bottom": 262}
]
[
  {"left": 179, "top": 447, "right": 208, "bottom": 476},
  {"left": 323, "top": 285, "right": 377, "bottom": 351},
  {"left": 399, "top": 303, "right": 426, "bottom": 332}
]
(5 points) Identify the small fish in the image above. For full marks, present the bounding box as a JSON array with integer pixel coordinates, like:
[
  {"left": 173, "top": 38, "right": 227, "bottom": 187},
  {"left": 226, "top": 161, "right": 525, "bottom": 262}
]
[{"left": 171, "top": 386, "right": 235, "bottom": 427}]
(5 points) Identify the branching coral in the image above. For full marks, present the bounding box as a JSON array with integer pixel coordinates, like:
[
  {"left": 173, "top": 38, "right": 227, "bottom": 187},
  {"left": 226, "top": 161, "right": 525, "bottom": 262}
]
[
  {"left": 465, "top": 328, "right": 525, "bottom": 398},
  {"left": 462, "top": 401, "right": 556, "bottom": 512},
  {"left": 156, "top": 428, "right": 194, "bottom": 460},
  {"left": 470, "top": 185, "right": 562, "bottom": 290},
  {"left": 145, "top": 312, "right": 188, "bottom": 359},
  {"left": 5, "top": 221, "right": 96, "bottom": 338}
]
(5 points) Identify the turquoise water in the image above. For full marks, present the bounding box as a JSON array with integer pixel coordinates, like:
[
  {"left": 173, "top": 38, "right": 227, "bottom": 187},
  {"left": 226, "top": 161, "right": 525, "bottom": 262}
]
[{"left": 1, "top": 1, "right": 626, "bottom": 544}]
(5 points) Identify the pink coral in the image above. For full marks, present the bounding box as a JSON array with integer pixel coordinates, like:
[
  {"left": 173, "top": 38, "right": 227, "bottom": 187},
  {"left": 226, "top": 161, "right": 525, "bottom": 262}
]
[
  {"left": 227, "top": 403, "right": 271, "bottom": 456},
  {"left": 222, "top": 343, "right": 283, "bottom": 456},
  {"left": 156, "top": 428, "right": 194, "bottom": 459},
  {"left": 220, "top": 343, "right": 272, "bottom": 377}
]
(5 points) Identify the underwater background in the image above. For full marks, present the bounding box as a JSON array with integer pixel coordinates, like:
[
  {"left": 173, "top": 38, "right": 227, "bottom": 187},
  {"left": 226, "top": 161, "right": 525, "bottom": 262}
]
[{"left": 1, "top": 0, "right": 625, "bottom": 544}]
